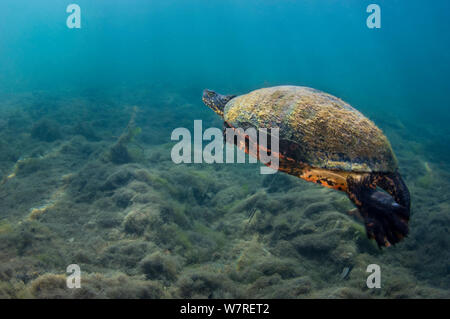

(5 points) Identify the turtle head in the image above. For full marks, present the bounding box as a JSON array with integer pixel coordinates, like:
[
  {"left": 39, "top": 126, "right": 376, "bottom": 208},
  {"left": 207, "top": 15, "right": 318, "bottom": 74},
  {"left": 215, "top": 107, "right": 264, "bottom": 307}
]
[{"left": 202, "top": 89, "right": 236, "bottom": 117}]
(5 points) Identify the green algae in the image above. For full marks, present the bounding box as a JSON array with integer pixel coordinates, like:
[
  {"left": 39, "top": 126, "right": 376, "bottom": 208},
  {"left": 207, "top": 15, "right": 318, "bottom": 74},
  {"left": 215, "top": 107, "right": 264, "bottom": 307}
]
[
  {"left": 0, "top": 220, "right": 13, "bottom": 236},
  {"left": 0, "top": 90, "right": 448, "bottom": 299}
]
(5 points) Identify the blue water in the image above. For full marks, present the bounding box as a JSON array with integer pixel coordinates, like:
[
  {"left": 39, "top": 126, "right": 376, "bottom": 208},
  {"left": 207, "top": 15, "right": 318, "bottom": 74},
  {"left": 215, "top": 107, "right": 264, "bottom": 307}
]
[
  {"left": 1, "top": 1, "right": 449, "bottom": 124},
  {"left": 0, "top": 0, "right": 449, "bottom": 298}
]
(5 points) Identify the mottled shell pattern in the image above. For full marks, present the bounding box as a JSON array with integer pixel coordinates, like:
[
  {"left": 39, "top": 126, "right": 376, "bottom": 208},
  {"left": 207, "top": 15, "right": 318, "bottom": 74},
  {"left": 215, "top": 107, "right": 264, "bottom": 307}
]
[{"left": 223, "top": 86, "right": 397, "bottom": 173}]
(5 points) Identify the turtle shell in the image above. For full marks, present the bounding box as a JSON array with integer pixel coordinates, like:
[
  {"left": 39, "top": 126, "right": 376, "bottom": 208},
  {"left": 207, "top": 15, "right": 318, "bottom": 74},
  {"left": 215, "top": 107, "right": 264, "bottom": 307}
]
[{"left": 223, "top": 86, "right": 397, "bottom": 173}]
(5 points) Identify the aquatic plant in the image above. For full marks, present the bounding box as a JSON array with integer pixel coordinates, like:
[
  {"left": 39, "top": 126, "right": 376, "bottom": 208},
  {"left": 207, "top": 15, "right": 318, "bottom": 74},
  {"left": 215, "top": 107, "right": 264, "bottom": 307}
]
[
  {"left": 29, "top": 274, "right": 67, "bottom": 298},
  {"left": 105, "top": 107, "right": 142, "bottom": 164},
  {"left": 31, "top": 119, "right": 61, "bottom": 142},
  {"left": 176, "top": 270, "right": 238, "bottom": 299},
  {"left": 25, "top": 272, "right": 167, "bottom": 299},
  {"left": 123, "top": 209, "right": 149, "bottom": 235},
  {"left": 99, "top": 241, "right": 152, "bottom": 274},
  {"left": 72, "top": 122, "right": 99, "bottom": 141},
  {"left": 140, "top": 251, "right": 181, "bottom": 282},
  {"left": 0, "top": 220, "right": 13, "bottom": 235}
]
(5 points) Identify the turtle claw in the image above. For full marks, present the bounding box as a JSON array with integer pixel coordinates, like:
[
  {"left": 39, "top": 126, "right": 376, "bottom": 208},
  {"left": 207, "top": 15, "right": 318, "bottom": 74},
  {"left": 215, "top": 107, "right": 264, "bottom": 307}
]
[{"left": 360, "top": 190, "right": 410, "bottom": 248}]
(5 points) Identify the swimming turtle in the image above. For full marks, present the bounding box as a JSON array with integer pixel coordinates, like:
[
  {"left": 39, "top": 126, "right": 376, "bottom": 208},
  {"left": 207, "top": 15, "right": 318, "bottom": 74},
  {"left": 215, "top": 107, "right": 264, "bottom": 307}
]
[{"left": 202, "top": 86, "right": 410, "bottom": 248}]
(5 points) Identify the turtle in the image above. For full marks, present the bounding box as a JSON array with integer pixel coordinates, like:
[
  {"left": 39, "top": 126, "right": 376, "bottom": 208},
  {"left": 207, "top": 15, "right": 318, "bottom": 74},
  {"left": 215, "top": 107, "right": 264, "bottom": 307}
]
[{"left": 202, "top": 85, "right": 410, "bottom": 248}]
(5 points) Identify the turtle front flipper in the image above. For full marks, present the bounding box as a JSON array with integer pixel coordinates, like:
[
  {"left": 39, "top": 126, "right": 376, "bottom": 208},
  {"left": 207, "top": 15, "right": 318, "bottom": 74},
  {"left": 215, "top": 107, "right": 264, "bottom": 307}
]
[{"left": 347, "top": 174, "right": 410, "bottom": 248}]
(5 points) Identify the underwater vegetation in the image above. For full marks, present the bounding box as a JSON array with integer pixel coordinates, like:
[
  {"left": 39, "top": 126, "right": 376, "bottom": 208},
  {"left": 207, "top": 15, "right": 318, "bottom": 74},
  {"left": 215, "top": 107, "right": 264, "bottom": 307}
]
[
  {"left": 0, "top": 88, "right": 449, "bottom": 299},
  {"left": 31, "top": 119, "right": 62, "bottom": 142},
  {"left": 104, "top": 107, "right": 143, "bottom": 165}
]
